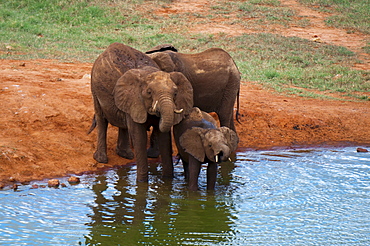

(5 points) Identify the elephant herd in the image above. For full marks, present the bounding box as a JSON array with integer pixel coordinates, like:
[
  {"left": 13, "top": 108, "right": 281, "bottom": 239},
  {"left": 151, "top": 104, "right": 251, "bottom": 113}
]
[{"left": 88, "top": 43, "right": 241, "bottom": 191}]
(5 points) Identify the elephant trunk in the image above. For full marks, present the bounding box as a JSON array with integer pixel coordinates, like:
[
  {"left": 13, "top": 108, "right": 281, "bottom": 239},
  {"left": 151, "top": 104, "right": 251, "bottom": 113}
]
[
  {"left": 212, "top": 145, "right": 231, "bottom": 163},
  {"left": 158, "top": 97, "right": 175, "bottom": 133}
]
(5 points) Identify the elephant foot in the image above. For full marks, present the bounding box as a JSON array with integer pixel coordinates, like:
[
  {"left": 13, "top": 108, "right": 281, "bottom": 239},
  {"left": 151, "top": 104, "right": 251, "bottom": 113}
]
[
  {"left": 93, "top": 151, "right": 108, "bottom": 164},
  {"left": 147, "top": 147, "right": 160, "bottom": 158},
  {"left": 116, "top": 148, "right": 134, "bottom": 160},
  {"left": 137, "top": 175, "right": 149, "bottom": 183},
  {"left": 162, "top": 168, "right": 174, "bottom": 180},
  {"left": 189, "top": 185, "right": 199, "bottom": 191}
]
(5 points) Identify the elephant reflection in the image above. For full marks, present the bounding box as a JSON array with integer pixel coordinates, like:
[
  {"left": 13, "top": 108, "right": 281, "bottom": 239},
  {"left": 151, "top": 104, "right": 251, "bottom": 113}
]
[{"left": 84, "top": 165, "right": 236, "bottom": 245}]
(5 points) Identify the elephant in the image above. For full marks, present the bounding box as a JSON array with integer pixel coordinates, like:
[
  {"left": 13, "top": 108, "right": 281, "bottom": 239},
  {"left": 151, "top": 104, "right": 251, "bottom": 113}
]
[
  {"left": 146, "top": 44, "right": 241, "bottom": 131},
  {"left": 89, "top": 42, "right": 193, "bottom": 182},
  {"left": 173, "top": 107, "right": 239, "bottom": 191},
  {"left": 145, "top": 45, "right": 241, "bottom": 158}
]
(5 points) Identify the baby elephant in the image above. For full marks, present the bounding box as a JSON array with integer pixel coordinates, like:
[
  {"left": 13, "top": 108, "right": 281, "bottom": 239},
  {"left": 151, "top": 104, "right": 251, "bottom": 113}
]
[{"left": 173, "top": 107, "right": 239, "bottom": 191}]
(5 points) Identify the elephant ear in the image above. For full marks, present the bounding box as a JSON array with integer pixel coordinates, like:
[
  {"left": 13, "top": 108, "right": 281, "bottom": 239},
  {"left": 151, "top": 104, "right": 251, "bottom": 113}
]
[
  {"left": 220, "top": 127, "right": 239, "bottom": 152},
  {"left": 148, "top": 52, "right": 176, "bottom": 72},
  {"left": 180, "top": 127, "right": 206, "bottom": 162},
  {"left": 113, "top": 69, "right": 147, "bottom": 123},
  {"left": 170, "top": 72, "right": 194, "bottom": 125}
]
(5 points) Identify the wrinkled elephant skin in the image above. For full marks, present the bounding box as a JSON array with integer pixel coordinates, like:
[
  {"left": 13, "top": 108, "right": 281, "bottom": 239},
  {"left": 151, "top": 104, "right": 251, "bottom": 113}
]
[
  {"left": 147, "top": 46, "right": 241, "bottom": 131},
  {"left": 90, "top": 43, "right": 193, "bottom": 182},
  {"left": 173, "top": 107, "right": 239, "bottom": 191}
]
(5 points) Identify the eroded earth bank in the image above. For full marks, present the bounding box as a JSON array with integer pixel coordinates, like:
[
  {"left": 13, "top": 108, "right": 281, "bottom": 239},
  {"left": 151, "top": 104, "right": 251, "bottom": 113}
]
[{"left": 0, "top": 59, "right": 369, "bottom": 187}]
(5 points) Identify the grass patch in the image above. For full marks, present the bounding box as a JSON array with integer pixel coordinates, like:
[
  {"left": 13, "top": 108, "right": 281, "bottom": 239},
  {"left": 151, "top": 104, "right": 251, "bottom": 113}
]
[
  {"left": 220, "top": 33, "right": 370, "bottom": 99},
  {"left": 223, "top": 0, "right": 296, "bottom": 28},
  {"left": 1, "top": 0, "right": 369, "bottom": 100},
  {"left": 299, "top": 0, "right": 370, "bottom": 35},
  {"left": 0, "top": 0, "right": 185, "bottom": 61}
]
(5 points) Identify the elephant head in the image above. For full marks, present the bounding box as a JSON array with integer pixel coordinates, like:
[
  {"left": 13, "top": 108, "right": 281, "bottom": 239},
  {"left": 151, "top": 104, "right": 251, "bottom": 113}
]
[
  {"left": 113, "top": 66, "right": 193, "bottom": 132},
  {"left": 180, "top": 126, "right": 238, "bottom": 163},
  {"left": 147, "top": 52, "right": 177, "bottom": 73}
]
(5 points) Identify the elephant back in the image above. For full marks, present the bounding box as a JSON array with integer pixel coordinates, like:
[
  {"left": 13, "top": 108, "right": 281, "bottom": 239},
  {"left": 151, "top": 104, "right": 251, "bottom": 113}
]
[
  {"left": 91, "top": 43, "right": 159, "bottom": 94},
  {"left": 173, "top": 107, "right": 217, "bottom": 143}
]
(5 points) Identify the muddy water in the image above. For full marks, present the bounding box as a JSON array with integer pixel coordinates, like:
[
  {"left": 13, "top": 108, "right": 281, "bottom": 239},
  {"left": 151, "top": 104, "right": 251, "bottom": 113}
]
[{"left": 0, "top": 147, "right": 369, "bottom": 245}]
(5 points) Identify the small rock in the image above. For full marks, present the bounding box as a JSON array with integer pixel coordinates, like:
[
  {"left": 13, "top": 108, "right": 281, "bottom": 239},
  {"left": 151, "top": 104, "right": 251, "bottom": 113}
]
[
  {"left": 9, "top": 177, "right": 16, "bottom": 182},
  {"left": 82, "top": 74, "right": 91, "bottom": 79},
  {"left": 61, "top": 183, "right": 67, "bottom": 188},
  {"left": 333, "top": 74, "right": 342, "bottom": 80},
  {"left": 12, "top": 184, "right": 18, "bottom": 191},
  {"left": 357, "top": 147, "right": 368, "bottom": 152},
  {"left": 68, "top": 176, "right": 80, "bottom": 184},
  {"left": 48, "top": 179, "right": 60, "bottom": 188},
  {"left": 31, "top": 184, "right": 39, "bottom": 189},
  {"left": 312, "top": 35, "right": 322, "bottom": 43}
]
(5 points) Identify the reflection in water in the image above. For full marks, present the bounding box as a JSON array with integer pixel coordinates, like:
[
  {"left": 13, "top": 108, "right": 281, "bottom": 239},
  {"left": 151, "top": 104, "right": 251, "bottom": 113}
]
[
  {"left": 85, "top": 161, "right": 236, "bottom": 245},
  {"left": 0, "top": 147, "right": 369, "bottom": 245}
]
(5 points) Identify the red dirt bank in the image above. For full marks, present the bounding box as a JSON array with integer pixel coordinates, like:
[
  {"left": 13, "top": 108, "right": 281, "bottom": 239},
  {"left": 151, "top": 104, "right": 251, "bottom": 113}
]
[
  {"left": 0, "top": 59, "right": 369, "bottom": 187},
  {"left": 1, "top": 0, "right": 370, "bottom": 187}
]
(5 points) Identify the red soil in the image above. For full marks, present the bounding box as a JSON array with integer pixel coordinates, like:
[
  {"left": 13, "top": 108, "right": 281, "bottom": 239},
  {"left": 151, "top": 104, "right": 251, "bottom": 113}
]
[{"left": 1, "top": 0, "right": 369, "bottom": 187}]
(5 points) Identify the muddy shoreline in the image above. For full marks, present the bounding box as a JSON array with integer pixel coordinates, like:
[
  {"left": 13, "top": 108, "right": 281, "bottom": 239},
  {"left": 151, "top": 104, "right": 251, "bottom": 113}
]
[{"left": 0, "top": 59, "right": 369, "bottom": 188}]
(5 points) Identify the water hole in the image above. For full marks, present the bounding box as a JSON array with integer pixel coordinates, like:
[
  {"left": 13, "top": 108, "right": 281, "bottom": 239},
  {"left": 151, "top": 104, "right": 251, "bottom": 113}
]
[{"left": 0, "top": 147, "right": 369, "bottom": 245}]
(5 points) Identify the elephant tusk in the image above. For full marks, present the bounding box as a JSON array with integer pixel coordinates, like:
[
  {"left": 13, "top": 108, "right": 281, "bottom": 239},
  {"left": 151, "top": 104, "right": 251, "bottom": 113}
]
[
  {"left": 228, "top": 158, "right": 232, "bottom": 162},
  {"left": 215, "top": 155, "right": 218, "bottom": 163},
  {"left": 152, "top": 100, "right": 158, "bottom": 111},
  {"left": 174, "top": 108, "right": 183, "bottom": 114}
]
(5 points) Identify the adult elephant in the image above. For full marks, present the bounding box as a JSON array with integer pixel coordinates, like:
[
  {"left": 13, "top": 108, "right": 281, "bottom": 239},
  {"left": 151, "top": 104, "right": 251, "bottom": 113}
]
[
  {"left": 89, "top": 43, "right": 193, "bottom": 182},
  {"left": 145, "top": 45, "right": 241, "bottom": 158}
]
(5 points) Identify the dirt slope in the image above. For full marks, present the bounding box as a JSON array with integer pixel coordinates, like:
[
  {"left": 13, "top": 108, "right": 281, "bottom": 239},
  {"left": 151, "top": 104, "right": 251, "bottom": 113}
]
[{"left": 1, "top": 0, "right": 369, "bottom": 187}]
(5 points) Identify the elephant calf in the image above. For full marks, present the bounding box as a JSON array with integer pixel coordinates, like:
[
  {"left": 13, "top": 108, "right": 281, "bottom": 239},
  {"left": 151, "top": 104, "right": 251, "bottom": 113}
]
[{"left": 173, "top": 107, "right": 239, "bottom": 191}]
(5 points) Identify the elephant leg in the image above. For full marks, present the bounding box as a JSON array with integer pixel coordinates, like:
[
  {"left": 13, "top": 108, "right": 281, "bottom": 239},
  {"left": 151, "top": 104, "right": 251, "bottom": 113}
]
[
  {"left": 218, "top": 110, "right": 235, "bottom": 132},
  {"left": 188, "top": 155, "right": 201, "bottom": 191},
  {"left": 147, "top": 127, "right": 160, "bottom": 158},
  {"left": 94, "top": 114, "right": 108, "bottom": 163},
  {"left": 116, "top": 127, "right": 134, "bottom": 160},
  {"left": 218, "top": 87, "right": 238, "bottom": 132},
  {"left": 158, "top": 131, "right": 173, "bottom": 179},
  {"left": 128, "top": 118, "right": 149, "bottom": 182},
  {"left": 207, "top": 162, "right": 218, "bottom": 190},
  {"left": 183, "top": 160, "right": 189, "bottom": 180}
]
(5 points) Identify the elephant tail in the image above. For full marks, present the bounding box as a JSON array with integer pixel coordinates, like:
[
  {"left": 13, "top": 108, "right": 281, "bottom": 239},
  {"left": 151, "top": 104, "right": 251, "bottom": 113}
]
[
  {"left": 87, "top": 114, "right": 97, "bottom": 134},
  {"left": 145, "top": 44, "right": 178, "bottom": 54},
  {"left": 174, "top": 153, "right": 182, "bottom": 166},
  {"left": 235, "top": 89, "right": 242, "bottom": 124}
]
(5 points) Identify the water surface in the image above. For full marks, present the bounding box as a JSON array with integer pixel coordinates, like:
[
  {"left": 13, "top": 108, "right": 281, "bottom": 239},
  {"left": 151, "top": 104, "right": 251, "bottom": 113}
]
[{"left": 0, "top": 147, "right": 369, "bottom": 245}]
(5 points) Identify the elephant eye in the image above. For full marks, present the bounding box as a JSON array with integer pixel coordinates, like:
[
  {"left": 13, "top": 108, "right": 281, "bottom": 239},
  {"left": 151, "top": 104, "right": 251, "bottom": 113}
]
[
  {"left": 208, "top": 143, "right": 212, "bottom": 148},
  {"left": 146, "top": 88, "right": 152, "bottom": 96},
  {"left": 173, "top": 88, "right": 178, "bottom": 99}
]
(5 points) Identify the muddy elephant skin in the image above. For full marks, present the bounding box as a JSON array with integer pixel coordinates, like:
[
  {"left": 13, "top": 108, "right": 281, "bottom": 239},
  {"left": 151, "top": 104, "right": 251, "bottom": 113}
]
[
  {"left": 173, "top": 107, "right": 239, "bottom": 191},
  {"left": 90, "top": 43, "right": 193, "bottom": 182},
  {"left": 147, "top": 45, "right": 241, "bottom": 131}
]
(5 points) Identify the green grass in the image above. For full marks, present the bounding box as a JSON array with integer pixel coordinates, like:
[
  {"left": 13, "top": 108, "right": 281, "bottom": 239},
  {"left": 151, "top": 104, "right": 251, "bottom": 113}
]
[
  {"left": 223, "top": 33, "right": 369, "bottom": 99},
  {"left": 0, "top": 0, "right": 369, "bottom": 100},
  {"left": 210, "top": 0, "right": 296, "bottom": 29},
  {"left": 0, "top": 0, "right": 183, "bottom": 61},
  {"left": 299, "top": 0, "right": 370, "bottom": 35}
]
